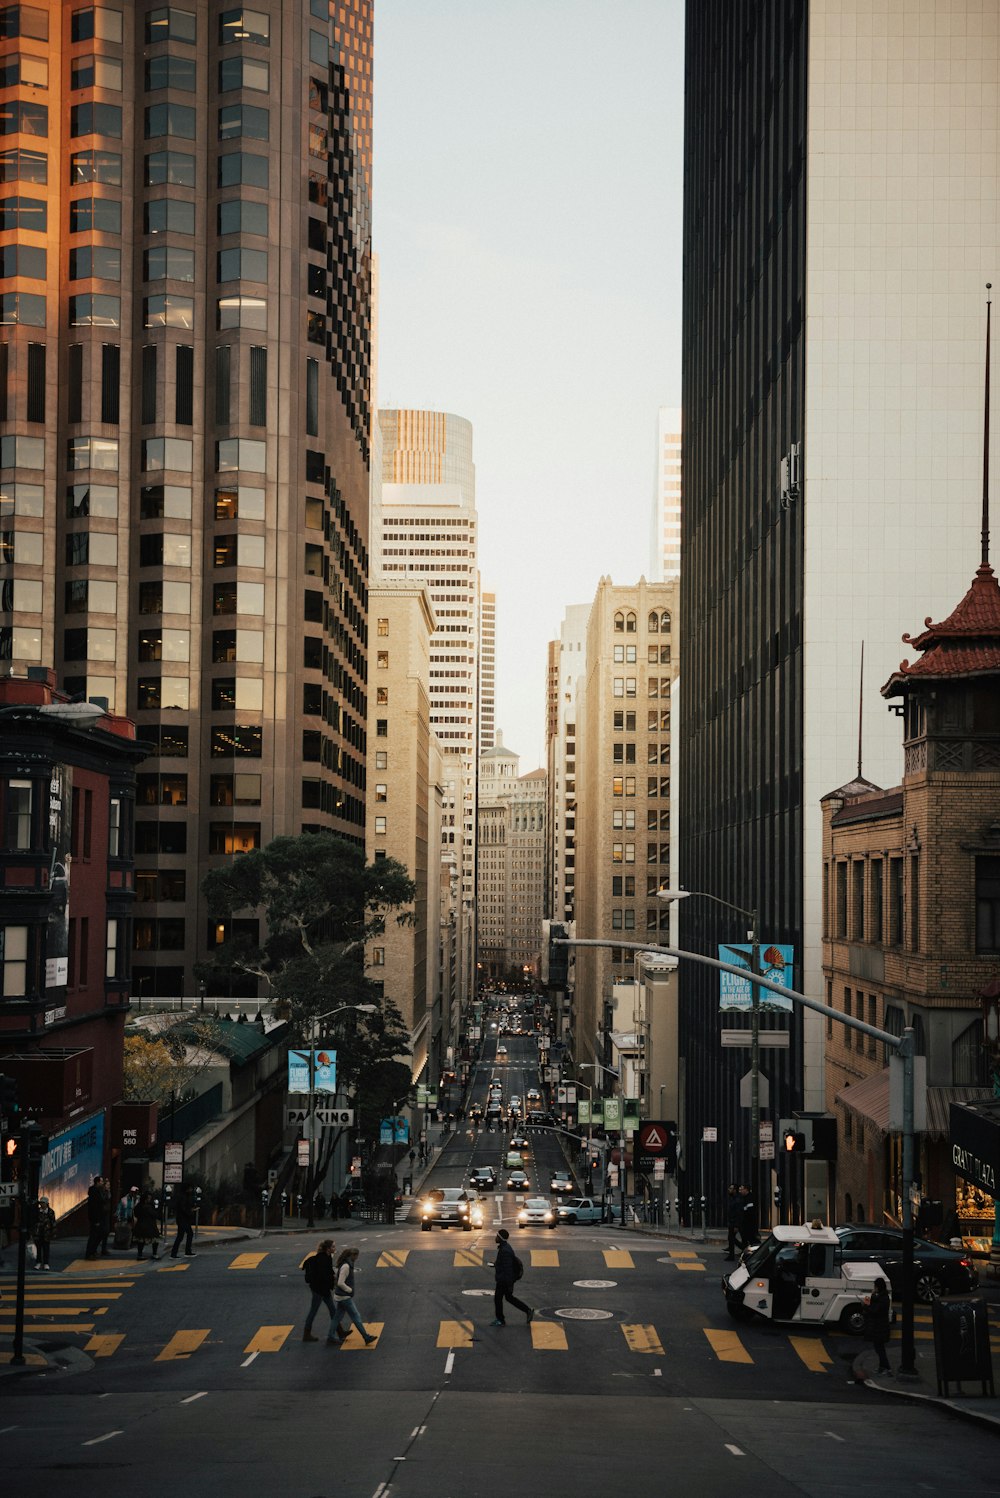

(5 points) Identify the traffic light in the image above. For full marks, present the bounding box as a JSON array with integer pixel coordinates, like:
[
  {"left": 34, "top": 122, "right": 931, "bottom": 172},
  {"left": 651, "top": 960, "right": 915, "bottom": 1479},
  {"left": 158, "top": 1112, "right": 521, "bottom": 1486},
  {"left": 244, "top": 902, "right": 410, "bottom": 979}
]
[
  {"left": 784, "top": 1129, "right": 806, "bottom": 1153},
  {"left": 21, "top": 1123, "right": 49, "bottom": 1162}
]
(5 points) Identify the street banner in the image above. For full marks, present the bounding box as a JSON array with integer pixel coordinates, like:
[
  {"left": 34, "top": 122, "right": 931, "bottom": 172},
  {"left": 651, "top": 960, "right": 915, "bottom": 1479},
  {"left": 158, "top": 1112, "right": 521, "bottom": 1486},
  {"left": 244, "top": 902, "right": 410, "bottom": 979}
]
[
  {"left": 287, "top": 1048, "right": 338, "bottom": 1094},
  {"left": 718, "top": 942, "right": 794, "bottom": 1011},
  {"left": 577, "top": 1100, "right": 591, "bottom": 1124},
  {"left": 603, "top": 1097, "right": 622, "bottom": 1128}
]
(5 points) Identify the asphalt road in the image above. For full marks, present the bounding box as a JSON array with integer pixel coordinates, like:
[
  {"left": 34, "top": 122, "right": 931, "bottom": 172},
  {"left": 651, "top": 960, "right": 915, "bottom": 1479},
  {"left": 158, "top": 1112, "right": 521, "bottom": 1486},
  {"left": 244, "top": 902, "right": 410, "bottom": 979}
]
[{"left": 3, "top": 1027, "right": 998, "bottom": 1496}]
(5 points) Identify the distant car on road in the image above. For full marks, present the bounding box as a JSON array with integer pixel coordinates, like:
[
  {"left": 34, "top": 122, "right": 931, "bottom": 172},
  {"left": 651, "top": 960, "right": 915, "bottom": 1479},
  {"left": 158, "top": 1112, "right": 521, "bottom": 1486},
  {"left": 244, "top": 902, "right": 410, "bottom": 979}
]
[
  {"left": 470, "top": 1166, "right": 497, "bottom": 1191},
  {"left": 506, "top": 1169, "right": 529, "bottom": 1191},
  {"left": 833, "top": 1224, "right": 978, "bottom": 1302},
  {"left": 518, "top": 1196, "right": 556, "bottom": 1229},
  {"left": 497, "top": 1044, "right": 508, "bottom": 1058},
  {"left": 550, "top": 1172, "right": 574, "bottom": 1195},
  {"left": 509, "top": 1133, "right": 529, "bottom": 1152},
  {"left": 505, "top": 1151, "right": 524, "bottom": 1170}
]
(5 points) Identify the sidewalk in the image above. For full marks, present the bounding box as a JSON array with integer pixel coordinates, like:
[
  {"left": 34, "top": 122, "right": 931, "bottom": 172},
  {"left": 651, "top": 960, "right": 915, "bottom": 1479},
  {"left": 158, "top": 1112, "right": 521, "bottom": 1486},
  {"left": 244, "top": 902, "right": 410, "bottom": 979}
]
[{"left": 851, "top": 1337, "right": 1000, "bottom": 1433}]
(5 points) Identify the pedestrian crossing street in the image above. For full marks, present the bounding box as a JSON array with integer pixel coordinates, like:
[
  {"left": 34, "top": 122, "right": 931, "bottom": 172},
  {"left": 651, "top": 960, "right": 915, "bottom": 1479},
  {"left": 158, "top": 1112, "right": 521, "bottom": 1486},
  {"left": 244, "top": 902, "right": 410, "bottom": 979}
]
[{"left": 4, "top": 1247, "right": 997, "bottom": 1371}]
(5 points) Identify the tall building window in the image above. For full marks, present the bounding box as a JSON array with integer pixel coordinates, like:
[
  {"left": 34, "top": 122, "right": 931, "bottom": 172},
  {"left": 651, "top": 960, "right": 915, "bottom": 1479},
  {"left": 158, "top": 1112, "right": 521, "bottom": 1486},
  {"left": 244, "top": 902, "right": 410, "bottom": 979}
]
[
  {"left": 144, "top": 55, "right": 196, "bottom": 91},
  {"left": 144, "top": 150, "right": 195, "bottom": 186},
  {"left": 145, "top": 103, "right": 196, "bottom": 139},
  {"left": 0, "top": 195, "right": 46, "bottom": 230},
  {"left": 219, "top": 8, "right": 270, "bottom": 45},
  {"left": 976, "top": 857, "right": 1000, "bottom": 953},
  {"left": 218, "top": 104, "right": 268, "bottom": 141},
  {"left": 217, "top": 151, "right": 268, "bottom": 187},
  {"left": 70, "top": 102, "right": 122, "bottom": 138},
  {"left": 1, "top": 146, "right": 47, "bottom": 182},
  {"left": 146, "top": 8, "right": 197, "bottom": 44},
  {"left": 3, "top": 779, "right": 33, "bottom": 849},
  {"left": 71, "top": 7, "right": 123, "bottom": 43},
  {"left": 0, "top": 925, "right": 28, "bottom": 996}
]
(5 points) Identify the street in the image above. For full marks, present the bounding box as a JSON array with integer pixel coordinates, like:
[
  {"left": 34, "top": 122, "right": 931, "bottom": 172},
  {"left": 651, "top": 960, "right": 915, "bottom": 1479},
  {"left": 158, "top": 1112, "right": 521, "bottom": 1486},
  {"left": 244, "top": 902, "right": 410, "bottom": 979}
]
[{"left": 2, "top": 1032, "right": 998, "bottom": 1496}]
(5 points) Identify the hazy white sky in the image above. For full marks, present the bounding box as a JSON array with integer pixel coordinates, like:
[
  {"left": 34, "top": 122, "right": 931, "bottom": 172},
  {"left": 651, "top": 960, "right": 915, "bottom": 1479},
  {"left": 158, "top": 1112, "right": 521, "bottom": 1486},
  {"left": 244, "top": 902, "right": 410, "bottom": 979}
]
[{"left": 373, "top": 0, "right": 685, "bottom": 768}]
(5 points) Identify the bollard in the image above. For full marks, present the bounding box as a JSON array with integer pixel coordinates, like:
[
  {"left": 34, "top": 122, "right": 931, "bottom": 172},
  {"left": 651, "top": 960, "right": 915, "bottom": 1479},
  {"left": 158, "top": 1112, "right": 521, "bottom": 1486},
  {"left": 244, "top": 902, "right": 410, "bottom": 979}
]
[
  {"left": 260, "top": 1187, "right": 269, "bottom": 1236},
  {"left": 687, "top": 1195, "right": 694, "bottom": 1234},
  {"left": 699, "top": 1195, "right": 707, "bottom": 1240}
]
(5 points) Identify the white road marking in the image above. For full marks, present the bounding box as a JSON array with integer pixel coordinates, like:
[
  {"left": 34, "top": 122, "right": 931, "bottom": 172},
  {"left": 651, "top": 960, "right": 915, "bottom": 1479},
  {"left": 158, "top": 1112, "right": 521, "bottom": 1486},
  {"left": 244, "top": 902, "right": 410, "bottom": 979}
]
[
  {"left": 241, "top": 1351, "right": 258, "bottom": 1368},
  {"left": 444, "top": 1350, "right": 455, "bottom": 1375},
  {"left": 83, "top": 1431, "right": 123, "bottom": 1447},
  {"left": 180, "top": 1392, "right": 207, "bottom": 1404},
  {"left": 653, "top": 1369, "right": 662, "bottom": 1377},
  {"left": 0, "top": 1426, "right": 19, "bottom": 1434},
  {"left": 825, "top": 1432, "right": 845, "bottom": 1442},
  {"left": 371, "top": 1485, "right": 389, "bottom": 1498},
  {"left": 725, "top": 1444, "right": 745, "bottom": 1457}
]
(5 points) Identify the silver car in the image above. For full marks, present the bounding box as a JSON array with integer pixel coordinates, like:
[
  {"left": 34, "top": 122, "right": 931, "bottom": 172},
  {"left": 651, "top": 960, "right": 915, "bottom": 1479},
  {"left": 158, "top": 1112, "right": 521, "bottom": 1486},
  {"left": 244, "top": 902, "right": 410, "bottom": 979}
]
[{"left": 517, "top": 1196, "right": 556, "bottom": 1229}]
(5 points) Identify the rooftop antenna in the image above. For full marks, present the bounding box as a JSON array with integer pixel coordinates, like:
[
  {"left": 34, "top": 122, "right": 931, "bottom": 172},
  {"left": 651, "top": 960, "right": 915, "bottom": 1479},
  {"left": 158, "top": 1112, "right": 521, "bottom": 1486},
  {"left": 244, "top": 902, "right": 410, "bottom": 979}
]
[
  {"left": 857, "top": 640, "right": 865, "bottom": 782},
  {"left": 983, "top": 284, "right": 992, "bottom": 570}
]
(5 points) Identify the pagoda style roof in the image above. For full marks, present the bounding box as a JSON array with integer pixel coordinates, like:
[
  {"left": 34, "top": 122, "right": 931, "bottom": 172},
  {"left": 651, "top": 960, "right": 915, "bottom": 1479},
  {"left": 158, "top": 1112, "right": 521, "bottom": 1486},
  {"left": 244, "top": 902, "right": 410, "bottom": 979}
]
[{"left": 882, "top": 563, "right": 1000, "bottom": 697}]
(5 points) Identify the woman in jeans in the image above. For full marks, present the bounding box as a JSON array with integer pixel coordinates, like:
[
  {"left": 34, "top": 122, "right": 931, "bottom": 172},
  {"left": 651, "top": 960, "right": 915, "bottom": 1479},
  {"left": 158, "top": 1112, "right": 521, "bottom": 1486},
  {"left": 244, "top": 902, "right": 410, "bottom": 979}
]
[{"left": 332, "top": 1247, "right": 376, "bottom": 1345}]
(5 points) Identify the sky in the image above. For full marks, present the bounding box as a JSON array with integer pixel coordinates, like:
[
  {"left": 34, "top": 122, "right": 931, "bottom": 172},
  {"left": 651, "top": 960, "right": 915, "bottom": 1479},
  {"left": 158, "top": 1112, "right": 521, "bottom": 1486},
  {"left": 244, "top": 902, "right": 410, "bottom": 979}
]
[{"left": 373, "top": 0, "right": 685, "bottom": 770}]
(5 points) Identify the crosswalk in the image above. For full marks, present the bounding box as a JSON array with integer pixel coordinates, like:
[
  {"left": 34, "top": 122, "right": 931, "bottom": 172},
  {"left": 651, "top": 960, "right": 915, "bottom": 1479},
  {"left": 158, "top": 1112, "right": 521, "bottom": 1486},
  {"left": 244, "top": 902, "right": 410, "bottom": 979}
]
[{"left": 5, "top": 1248, "right": 998, "bottom": 1374}]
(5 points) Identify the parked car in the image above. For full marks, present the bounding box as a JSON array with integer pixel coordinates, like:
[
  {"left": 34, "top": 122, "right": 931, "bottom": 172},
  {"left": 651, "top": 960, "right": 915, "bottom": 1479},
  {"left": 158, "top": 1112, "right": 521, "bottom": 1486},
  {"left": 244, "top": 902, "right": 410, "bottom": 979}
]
[
  {"left": 833, "top": 1224, "right": 978, "bottom": 1303},
  {"left": 556, "top": 1196, "right": 618, "bottom": 1225},
  {"left": 517, "top": 1196, "right": 556, "bottom": 1229},
  {"left": 419, "top": 1187, "right": 473, "bottom": 1232},
  {"left": 506, "top": 1169, "right": 529, "bottom": 1191}
]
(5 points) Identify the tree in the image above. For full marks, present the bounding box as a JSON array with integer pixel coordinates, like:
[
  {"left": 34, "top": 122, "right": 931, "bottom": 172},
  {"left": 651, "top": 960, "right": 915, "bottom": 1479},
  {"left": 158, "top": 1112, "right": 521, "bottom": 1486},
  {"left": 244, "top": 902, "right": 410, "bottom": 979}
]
[
  {"left": 122, "top": 1017, "right": 226, "bottom": 1106},
  {"left": 197, "top": 832, "right": 417, "bottom": 1177}
]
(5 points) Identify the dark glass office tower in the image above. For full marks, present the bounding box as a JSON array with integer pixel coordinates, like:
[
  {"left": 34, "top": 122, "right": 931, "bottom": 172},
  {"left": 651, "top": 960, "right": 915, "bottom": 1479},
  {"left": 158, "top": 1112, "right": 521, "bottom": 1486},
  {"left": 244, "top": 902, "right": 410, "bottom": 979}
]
[{"left": 679, "top": 0, "right": 807, "bottom": 1212}]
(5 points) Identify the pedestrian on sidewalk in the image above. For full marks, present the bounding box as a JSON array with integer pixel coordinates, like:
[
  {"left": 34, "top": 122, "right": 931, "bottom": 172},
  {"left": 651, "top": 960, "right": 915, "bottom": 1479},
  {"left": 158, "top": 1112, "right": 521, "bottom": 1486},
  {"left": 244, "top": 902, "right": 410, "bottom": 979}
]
[
  {"left": 864, "top": 1278, "right": 893, "bottom": 1375},
  {"left": 169, "top": 1182, "right": 196, "bottom": 1258},
  {"left": 738, "top": 1184, "right": 758, "bottom": 1249},
  {"left": 85, "top": 1175, "right": 105, "bottom": 1259},
  {"left": 98, "top": 1177, "right": 112, "bottom": 1255},
  {"left": 725, "top": 1184, "right": 741, "bottom": 1260},
  {"left": 133, "top": 1190, "right": 161, "bottom": 1260},
  {"left": 331, "top": 1247, "right": 377, "bottom": 1345},
  {"left": 33, "top": 1196, "right": 55, "bottom": 1270},
  {"left": 115, "top": 1186, "right": 138, "bottom": 1249},
  {"left": 301, "top": 1238, "right": 337, "bottom": 1341},
  {"left": 490, "top": 1228, "right": 533, "bottom": 1327}
]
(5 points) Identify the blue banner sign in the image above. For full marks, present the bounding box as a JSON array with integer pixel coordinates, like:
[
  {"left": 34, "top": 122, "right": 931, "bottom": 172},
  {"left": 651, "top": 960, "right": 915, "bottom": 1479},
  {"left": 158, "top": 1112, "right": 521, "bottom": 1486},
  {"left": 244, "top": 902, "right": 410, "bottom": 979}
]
[
  {"left": 719, "top": 943, "right": 794, "bottom": 1011},
  {"left": 380, "top": 1115, "right": 409, "bottom": 1145},
  {"left": 287, "top": 1048, "right": 338, "bottom": 1094},
  {"left": 38, "top": 1110, "right": 105, "bottom": 1222}
]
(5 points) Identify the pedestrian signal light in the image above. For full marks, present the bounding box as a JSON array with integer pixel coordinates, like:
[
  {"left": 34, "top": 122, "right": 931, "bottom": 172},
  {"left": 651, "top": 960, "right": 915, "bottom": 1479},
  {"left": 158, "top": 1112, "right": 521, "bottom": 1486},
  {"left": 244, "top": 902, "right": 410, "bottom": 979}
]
[{"left": 784, "top": 1129, "right": 805, "bottom": 1153}]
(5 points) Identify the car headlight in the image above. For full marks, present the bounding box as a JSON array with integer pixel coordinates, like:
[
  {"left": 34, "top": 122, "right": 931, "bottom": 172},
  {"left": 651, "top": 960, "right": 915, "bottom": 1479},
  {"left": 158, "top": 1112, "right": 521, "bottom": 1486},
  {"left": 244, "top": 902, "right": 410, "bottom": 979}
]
[
  {"left": 544, "top": 1213, "right": 553, "bottom": 1221},
  {"left": 518, "top": 1212, "right": 527, "bottom": 1222}
]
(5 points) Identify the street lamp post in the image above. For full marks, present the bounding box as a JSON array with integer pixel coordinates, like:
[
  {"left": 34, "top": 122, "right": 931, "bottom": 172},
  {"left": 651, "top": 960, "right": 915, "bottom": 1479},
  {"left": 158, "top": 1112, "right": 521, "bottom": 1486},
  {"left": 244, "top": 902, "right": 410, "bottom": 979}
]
[
  {"left": 303, "top": 1003, "right": 376, "bottom": 1229},
  {"left": 579, "top": 1060, "right": 623, "bottom": 1223},
  {"left": 658, "top": 887, "right": 761, "bottom": 1224}
]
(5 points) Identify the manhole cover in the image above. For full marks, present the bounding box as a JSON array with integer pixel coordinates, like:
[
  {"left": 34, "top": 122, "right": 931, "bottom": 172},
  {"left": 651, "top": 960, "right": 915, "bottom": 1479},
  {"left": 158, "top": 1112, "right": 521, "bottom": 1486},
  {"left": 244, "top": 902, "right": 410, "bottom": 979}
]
[
  {"left": 573, "top": 1279, "right": 617, "bottom": 1289},
  {"left": 555, "top": 1307, "right": 614, "bottom": 1321},
  {"left": 461, "top": 1288, "right": 494, "bottom": 1297}
]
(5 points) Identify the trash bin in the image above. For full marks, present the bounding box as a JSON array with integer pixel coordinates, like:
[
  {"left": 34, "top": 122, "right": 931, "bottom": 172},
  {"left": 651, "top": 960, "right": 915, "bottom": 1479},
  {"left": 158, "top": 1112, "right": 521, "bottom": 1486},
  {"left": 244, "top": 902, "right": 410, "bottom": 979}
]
[{"left": 932, "top": 1296, "right": 995, "bottom": 1397}]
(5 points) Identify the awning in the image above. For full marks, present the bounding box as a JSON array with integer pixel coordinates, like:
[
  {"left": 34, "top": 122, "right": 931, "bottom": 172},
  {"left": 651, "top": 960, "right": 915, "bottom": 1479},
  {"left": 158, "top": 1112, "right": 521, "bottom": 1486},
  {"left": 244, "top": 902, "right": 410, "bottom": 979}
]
[
  {"left": 836, "top": 1070, "right": 890, "bottom": 1134},
  {"left": 836, "top": 1071, "right": 993, "bottom": 1140}
]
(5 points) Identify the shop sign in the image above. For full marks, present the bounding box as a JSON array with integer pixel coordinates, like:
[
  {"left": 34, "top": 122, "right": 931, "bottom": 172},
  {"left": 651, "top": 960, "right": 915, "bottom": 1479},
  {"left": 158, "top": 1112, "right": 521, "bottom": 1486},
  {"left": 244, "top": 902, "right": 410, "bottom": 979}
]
[{"left": 950, "top": 1101, "right": 1000, "bottom": 1194}]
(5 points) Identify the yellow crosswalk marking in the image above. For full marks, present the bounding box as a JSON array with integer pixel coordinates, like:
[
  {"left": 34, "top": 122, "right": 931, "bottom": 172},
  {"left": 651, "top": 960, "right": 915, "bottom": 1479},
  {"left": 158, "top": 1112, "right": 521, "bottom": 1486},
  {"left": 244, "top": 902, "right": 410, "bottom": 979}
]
[
  {"left": 453, "top": 1248, "right": 483, "bottom": 1268},
  {"left": 530, "top": 1249, "right": 559, "bottom": 1267},
  {"left": 1, "top": 1291, "right": 125, "bottom": 1301},
  {"left": 438, "top": 1319, "right": 473, "bottom": 1348},
  {"left": 64, "top": 1260, "right": 137, "bottom": 1275},
  {"left": 603, "top": 1250, "right": 634, "bottom": 1269},
  {"left": 704, "top": 1327, "right": 753, "bottom": 1364},
  {"left": 85, "top": 1334, "right": 125, "bottom": 1358},
  {"left": 530, "top": 1321, "right": 568, "bottom": 1350},
  {"left": 789, "top": 1336, "right": 833, "bottom": 1372},
  {"left": 157, "top": 1263, "right": 190, "bottom": 1273},
  {"left": 0, "top": 1321, "right": 96, "bottom": 1334},
  {"left": 621, "top": 1323, "right": 664, "bottom": 1354},
  {"left": 377, "top": 1249, "right": 409, "bottom": 1268},
  {"left": 156, "top": 1329, "right": 208, "bottom": 1362},
  {"left": 340, "top": 1322, "right": 383, "bottom": 1349},
  {"left": 244, "top": 1325, "right": 292, "bottom": 1354},
  {"left": 0, "top": 1350, "right": 45, "bottom": 1366},
  {"left": 229, "top": 1253, "right": 267, "bottom": 1270},
  {"left": 0, "top": 1306, "right": 91, "bottom": 1316},
  {"left": 673, "top": 1261, "right": 706, "bottom": 1272}
]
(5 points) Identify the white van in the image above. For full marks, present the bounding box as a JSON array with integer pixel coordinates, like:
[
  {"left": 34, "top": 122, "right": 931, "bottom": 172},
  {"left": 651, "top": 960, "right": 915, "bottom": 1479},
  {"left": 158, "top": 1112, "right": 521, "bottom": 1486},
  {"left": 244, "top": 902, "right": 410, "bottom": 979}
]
[{"left": 722, "top": 1221, "right": 890, "bottom": 1334}]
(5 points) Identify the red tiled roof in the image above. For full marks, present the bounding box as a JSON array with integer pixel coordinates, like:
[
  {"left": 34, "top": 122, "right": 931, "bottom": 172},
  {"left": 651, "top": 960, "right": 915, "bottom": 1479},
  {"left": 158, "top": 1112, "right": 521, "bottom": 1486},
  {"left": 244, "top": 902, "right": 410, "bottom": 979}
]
[
  {"left": 830, "top": 788, "right": 903, "bottom": 827},
  {"left": 882, "top": 564, "right": 1000, "bottom": 694}
]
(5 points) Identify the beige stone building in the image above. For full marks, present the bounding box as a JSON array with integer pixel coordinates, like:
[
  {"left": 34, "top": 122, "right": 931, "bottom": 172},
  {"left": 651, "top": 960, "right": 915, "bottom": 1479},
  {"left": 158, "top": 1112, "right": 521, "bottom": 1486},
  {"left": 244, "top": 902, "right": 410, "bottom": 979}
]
[
  {"left": 365, "top": 583, "right": 441, "bottom": 1087},
  {"left": 822, "top": 555, "right": 1000, "bottom": 1233},
  {"left": 477, "top": 737, "right": 547, "bottom": 984},
  {"left": 574, "top": 577, "right": 680, "bottom": 1069},
  {"left": 509, "top": 767, "right": 546, "bottom": 980}
]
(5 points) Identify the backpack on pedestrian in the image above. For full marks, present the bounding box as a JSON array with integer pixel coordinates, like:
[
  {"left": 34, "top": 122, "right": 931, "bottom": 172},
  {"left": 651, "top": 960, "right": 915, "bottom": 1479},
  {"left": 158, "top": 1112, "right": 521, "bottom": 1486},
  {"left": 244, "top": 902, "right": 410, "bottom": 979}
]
[{"left": 512, "top": 1253, "right": 524, "bottom": 1282}]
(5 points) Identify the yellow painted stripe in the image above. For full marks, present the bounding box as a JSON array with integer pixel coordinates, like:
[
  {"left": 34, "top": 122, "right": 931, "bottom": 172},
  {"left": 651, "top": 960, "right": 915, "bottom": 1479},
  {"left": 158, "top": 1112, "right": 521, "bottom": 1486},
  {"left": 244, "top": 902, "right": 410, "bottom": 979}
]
[
  {"left": 229, "top": 1253, "right": 267, "bottom": 1271},
  {"left": 377, "top": 1249, "right": 409, "bottom": 1268},
  {"left": 603, "top": 1250, "right": 634, "bottom": 1269},
  {"left": 244, "top": 1325, "right": 292, "bottom": 1354},
  {"left": 0, "top": 1321, "right": 96, "bottom": 1333},
  {"left": 2, "top": 1292, "right": 125, "bottom": 1302},
  {"left": 339, "top": 1322, "right": 382, "bottom": 1349},
  {"left": 530, "top": 1321, "right": 568, "bottom": 1350},
  {"left": 914, "top": 1329, "right": 935, "bottom": 1340},
  {"left": 0, "top": 1351, "right": 45, "bottom": 1366},
  {"left": 668, "top": 1249, "right": 698, "bottom": 1258},
  {"left": 437, "top": 1319, "right": 473, "bottom": 1348},
  {"left": 789, "top": 1336, "right": 833, "bottom": 1372},
  {"left": 530, "top": 1249, "right": 559, "bottom": 1267},
  {"left": 0, "top": 1305, "right": 92, "bottom": 1315},
  {"left": 673, "top": 1261, "right": 706, "bottom": 1272},
  {"left": 155, "top": 1329, "right": 208, "bottom": 1362},
  {"left": 85, "top": 1334, "right": 125, "bottom": 1358},
  {"left": 621, "top": 1323, "right": 664, "bottom": 1354},
  {"left": 453, "top": 1249, "right": 483, "bottom": 1268},
  {"left": 157, "top": 1263, "right": 190, "bottom": 1273},
  {"left": 704, "top": 1327, "right": 753, "bottom": 1364},
  {"left": 63, "top": 1261, "right": 138, "bottom": 1275}
]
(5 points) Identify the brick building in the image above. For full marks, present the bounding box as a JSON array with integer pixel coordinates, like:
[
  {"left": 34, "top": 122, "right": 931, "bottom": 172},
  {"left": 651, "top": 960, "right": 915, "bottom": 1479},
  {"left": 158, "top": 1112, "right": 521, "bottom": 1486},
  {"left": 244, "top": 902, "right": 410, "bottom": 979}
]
[{"left": 822, "top": 556, "right": 1000, "bottom": 1233}]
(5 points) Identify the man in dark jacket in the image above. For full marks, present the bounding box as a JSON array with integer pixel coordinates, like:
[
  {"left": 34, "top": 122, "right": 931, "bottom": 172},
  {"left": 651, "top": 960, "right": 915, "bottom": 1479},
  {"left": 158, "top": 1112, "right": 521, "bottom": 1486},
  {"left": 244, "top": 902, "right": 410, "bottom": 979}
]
[
  {"left": 490, "top": 1228, "right": 533, "bottom": 1327},
  {"left": 865, "top": 1279, "right": 892, "bottom": 1375},
  {"left": 85, "top": 1176, "right": 105, "bottom": 1259},
  {"left": 738, "top": 1185, "right": 758, "bottom": 1248},
  {"left": 169, "top": 1182, "right": 196, "bottom": 1259},
  {"left": 302, "top": 1238, "right": 337, "bottom": 1341},
  {"left": 725, "top": 1185, "right": 742, "bottom": 1260}
]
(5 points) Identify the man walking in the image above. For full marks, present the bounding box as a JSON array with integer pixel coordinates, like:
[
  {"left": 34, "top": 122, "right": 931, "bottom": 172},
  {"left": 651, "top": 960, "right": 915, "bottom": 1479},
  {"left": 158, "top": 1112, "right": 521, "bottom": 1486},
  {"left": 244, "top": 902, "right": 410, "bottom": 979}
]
[
  {"left": 865, "top": 1278, "right": 893, "bottom": 1376},
  {"left": 738, "top": 1184, "right": 758, "bottom": 1250},
  {"left": 725, "top": 1184, "right": 742, "bottom": 1260},
  {"left": 301, "top": 1238, "right": 337, "bottom": 1342},
  {"left": 169, "top": 1182, "right": 196, "bottom": 1258},
  {"left": 85, "top": 1176, "right": 105, "bottom": 1259},
  {"left": 490, "top": 1228, "right": 533, "bottom": 1327}
]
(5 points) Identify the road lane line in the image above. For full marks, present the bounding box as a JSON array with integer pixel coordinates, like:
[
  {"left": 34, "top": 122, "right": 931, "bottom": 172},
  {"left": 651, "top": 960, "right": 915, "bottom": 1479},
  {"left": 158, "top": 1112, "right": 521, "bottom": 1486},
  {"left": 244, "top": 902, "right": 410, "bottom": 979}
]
[
  {"left": 826, "top": 1432, "right": 845, "bottom": 1441},
  {"left": 241, "top": 1351, "right": 259, "bottom": 1368},
  {"left": 703, "top": 1328, "right": 753, "bottom": 1364},
  {"left": 156, "top": 1330, "right": 209, "bottom": 1362},
  {"left": 180, "top": 1392, "right": 207, "bottom": 1404},
  {"left": 453, "top": 1248, "right": 483, "bottom": 1268},
  {"left": 83, "top": 1431, "right": 123, "bottom": 1446},
  {"left": 725, "top": 1444, "right": 745, "bottom": 1457},
  {"left": 444, "top": 1350, "right": 455, "bottom": 1374}
]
